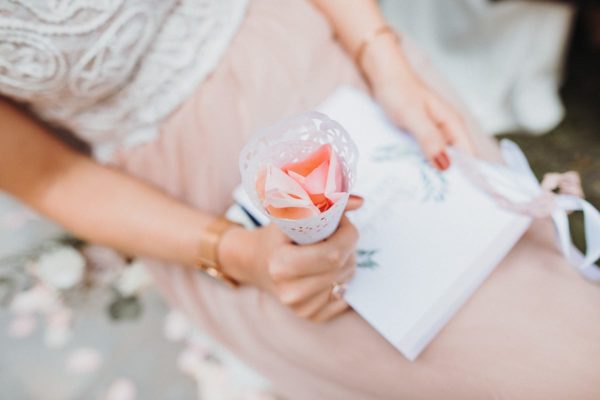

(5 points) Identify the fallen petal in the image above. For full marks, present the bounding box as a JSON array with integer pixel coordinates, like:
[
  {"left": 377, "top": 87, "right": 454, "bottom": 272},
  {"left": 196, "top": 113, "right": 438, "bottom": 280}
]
[
  {"left": 66, "top": 348, "right": 103, "bottom": 374},
  {"left": 7, "top": 315, "right": 37, "bottom": 338},
  {"left": 164, "top": 310, "right": 190, "bottom": 342},
  {"left": 105, "top": 378, "right": 137, "bottom": 400}
]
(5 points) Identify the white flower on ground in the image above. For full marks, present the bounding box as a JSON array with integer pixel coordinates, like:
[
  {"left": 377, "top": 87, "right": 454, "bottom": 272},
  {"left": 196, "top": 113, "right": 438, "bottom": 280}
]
[
  {"left": 176, "top": 345, "right": 204, "bottom": 377},
  {"left": 114, "top": 260, "right": 152, "bottom": 297},
  {"left": 197, "top": 361, "right": 232, "bottom": 400},
  {"left": 43, "top": 306, "right": 73, "bottom": 348},
  {"left": 34, "top": 246, "right": 85, "bottom": 290},
  {"left": 65, "top": 348, "right": 103, "bottom": 374},
  {"left": 104, "top": 378, "right": 137, "bottom": 400},
  {"left": 164, "top": 310, "right": 191, "bottom": 342},
  {"left": 7, "top": 315, "right": 37, "bottom": 338}
]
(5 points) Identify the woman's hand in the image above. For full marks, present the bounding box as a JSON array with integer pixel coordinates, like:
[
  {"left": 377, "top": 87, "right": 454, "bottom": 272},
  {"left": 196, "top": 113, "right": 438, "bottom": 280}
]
[
  {"left": 362, "top": 34, "right": 475, "bottom": 170},
  {"left": 219, "top": 196, "right": 363, "bottom": 322}
]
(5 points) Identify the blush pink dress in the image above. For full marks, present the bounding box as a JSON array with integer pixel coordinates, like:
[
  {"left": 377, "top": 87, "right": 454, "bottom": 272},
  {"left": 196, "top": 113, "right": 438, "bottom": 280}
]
[{"left": 112, "top": 0, "right": 600, "bottom": 399}]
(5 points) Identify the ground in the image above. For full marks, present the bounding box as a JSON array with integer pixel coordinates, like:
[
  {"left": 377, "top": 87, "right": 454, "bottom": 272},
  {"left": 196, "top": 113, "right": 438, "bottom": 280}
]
[{"left": 498, "top": 25, "right": 599, "bottom": 252}]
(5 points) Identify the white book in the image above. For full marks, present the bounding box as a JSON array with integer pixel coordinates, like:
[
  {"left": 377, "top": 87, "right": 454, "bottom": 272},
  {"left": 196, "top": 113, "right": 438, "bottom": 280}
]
[{"left": 229, "top": 86, "right": 531, "bottom": 361}]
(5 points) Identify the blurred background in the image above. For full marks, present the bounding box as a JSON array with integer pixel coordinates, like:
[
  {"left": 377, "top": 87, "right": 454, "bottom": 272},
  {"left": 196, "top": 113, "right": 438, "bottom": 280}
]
[{"left": 1, "top": 1, "right": 598, "bottom": 399}]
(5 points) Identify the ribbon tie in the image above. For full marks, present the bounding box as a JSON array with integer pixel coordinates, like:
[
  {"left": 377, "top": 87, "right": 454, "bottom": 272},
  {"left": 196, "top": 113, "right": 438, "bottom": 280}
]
[{"left": 455, "top": 140, "right": 600, "bottom": 281}]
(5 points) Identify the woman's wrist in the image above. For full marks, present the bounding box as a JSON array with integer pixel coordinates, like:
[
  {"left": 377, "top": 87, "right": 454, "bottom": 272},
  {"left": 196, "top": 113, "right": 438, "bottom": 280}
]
[
  {"left": 359, "top": 32, "right": 415, "bottom": 92},
  {"left": 217, "top": 225, "right": 257, "bottom": 285}
]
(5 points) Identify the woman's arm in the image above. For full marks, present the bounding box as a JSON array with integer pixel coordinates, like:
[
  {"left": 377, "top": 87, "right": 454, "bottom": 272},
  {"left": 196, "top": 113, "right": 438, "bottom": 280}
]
[
  {"left": 312, "top": 0, "right": 474, "bottom": 169},
  {"left": 0, "top": 99, "right": 361, "bottom": 322},
  {"left": 0, "top": 99, "right": 213, "bottom": 268}
]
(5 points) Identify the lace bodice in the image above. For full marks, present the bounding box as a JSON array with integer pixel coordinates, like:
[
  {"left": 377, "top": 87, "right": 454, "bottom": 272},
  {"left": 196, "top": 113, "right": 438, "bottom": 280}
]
[{"left": 0, "top": 0, "right": 249, "bottom": 159}]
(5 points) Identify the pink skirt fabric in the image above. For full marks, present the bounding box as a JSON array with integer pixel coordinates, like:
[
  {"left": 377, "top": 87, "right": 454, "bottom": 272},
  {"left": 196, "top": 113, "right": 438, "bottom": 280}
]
[{"left": 113, "top": 0, "right": 600, "bottom": 398}]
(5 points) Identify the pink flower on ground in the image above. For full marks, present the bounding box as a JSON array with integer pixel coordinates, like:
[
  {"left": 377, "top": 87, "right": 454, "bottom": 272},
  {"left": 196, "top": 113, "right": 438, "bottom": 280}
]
[
  {"left": 65, "top": 348, "right": 103, "bottom": 374},
  {"left": 43, "top": 307, "right": 73, "bottom": 348},
  {"left": 177, "top": 345, "right": 203, "bottom": 377},
  {"left": 10, "top": 284, "right": 58, "bottom": 315},
  {"left": 164, "top": 310, "right": 191, "bottom": 342},
  {"left": 7, "top": 315, "right": 37, "bottom": 338},
  {"left": 104, "top": 378, "right": 137, "bottom": 400},
  {"left": 82, "top": 245, "right": 128, "bottom": 286}
]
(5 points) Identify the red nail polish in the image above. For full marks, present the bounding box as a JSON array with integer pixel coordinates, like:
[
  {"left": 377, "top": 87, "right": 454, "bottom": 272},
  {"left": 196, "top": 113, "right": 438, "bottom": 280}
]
[
  {"left": 433, "top": 156, "right": 445, "bottom": 171},
  {"left": 440, "top": 151, "right": 451, "bottom": 170}
]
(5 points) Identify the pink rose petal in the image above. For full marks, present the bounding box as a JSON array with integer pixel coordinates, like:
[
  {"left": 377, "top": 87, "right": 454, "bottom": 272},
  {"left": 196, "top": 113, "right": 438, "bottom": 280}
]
[
  {"left": 257, "top": 144, "right": 347, "bottom": 219},
  {"left": 282, "top": 144, "right": 331, "bottom": 177},
  {"left": 325, "top": 150, "right": 344, "bottom": 199},
  {"left": 301, "top": 161, "right": 329, "bottom": 194}
]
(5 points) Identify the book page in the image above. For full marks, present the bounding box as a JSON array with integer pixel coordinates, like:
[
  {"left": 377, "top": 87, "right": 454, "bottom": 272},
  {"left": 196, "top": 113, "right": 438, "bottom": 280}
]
[{"left": 318, "top": 87, "right": 531, "bottom": 360}]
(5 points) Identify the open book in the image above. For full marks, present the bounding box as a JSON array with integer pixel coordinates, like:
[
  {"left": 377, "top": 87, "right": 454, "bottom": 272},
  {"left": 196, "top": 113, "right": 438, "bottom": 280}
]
[{"left": 228, "top": 86, "right": 531, "bottom": 360}]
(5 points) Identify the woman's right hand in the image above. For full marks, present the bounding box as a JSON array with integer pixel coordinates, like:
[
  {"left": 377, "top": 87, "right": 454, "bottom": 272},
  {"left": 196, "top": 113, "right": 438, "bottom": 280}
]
[{"left": 219, "top": 196, "right": 363, "bottom": 322}]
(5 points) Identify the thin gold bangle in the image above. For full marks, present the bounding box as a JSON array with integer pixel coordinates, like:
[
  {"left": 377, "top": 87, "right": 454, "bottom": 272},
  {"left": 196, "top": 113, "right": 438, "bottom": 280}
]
[
  {"left": 353, "top": 25, "right": 400, "bottom": 68},
  {"left": 195, "top": 217, "right": 240, "bottom": 287}
]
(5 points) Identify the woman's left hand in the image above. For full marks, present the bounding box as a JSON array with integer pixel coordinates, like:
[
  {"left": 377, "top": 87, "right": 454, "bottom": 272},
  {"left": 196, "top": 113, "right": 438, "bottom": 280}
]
[{"left": 362, "top": 37, "right": 475, "bottom": 170}]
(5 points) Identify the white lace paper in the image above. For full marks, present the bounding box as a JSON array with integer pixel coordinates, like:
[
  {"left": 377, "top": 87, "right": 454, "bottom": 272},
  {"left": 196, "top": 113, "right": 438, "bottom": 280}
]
[{"left": 239, "top": 112, "right": 359, "bottom": 245}]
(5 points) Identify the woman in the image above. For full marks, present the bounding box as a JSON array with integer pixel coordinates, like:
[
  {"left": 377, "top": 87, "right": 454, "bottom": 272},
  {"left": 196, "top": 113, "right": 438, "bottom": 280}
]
[{"left": 1, "top": 0, "right": 599, "bottom": 398}]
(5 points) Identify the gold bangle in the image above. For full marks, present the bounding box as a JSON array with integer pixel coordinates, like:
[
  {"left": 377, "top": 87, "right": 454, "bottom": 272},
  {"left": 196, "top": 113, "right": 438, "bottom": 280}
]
[
  {"left": 196, "top": 217, "right": 240, "bottom": 287},
  {"left": 353, "top": 25, "right": 400, "bottom": 68}
]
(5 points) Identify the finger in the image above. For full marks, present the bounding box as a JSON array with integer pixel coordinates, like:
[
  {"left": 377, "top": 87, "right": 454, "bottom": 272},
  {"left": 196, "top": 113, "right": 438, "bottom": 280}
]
[
  {"left": 404, "top": 110, "right": 447, "bottom": 167},
  {"left": 311, "top": 299, "right": 350, "bottom": 323},
  {"left": 428, "top": 97, "right": 475, "bottom": 154},
  {"left": 318, "top": 215, "right": 359, "bottom": 264},
  {"left": 276, "top": 216, "right": 358, "bottom": 279},
  {"left": 277, "top": 258, "right": 355, "bottom": 306},
  {"left": 291, "top": 289, "right": 330, "bottom": 319},
  {"left": 345, "top": 194, "right": 364, "bottom": 211}
]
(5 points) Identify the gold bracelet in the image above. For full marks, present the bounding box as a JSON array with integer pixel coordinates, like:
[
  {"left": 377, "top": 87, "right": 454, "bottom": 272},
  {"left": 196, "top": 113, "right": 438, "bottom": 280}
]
[
  {"left": 195, "top": 217, "right": 240, "bottom": 287},
  {"left": 353, "top": 25, "right": 400, "bottom": 68}
]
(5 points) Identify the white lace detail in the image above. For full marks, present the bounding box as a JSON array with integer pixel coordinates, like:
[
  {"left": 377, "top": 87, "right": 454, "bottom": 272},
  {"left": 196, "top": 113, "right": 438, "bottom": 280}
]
[{"left": 0, "top": 0, "right": 249, "bottom": 159}]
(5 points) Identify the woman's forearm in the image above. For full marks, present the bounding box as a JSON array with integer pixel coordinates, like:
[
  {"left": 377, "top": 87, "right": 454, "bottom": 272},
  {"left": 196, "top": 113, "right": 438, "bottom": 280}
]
[
  {"left": 311, "top": 0, "right": 413, "bottom": 87},
  {"left": 0, "top": 99, "right": 213, "bottom": 268},
  {"left": 312, "top": 0, "right": 385, "bottom": 54}
]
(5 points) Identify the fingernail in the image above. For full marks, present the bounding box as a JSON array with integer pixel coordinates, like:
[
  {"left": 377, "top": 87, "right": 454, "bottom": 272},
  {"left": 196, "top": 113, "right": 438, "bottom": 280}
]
[
  {"left": 440, "top": 151, "right": 451, "bottom": 169},
  {"left": 433, "top": 151, "right": 450, "bottom": 171},
  {"left": 432, "top": 156, "right": 444, "bottom": 170},
  {"left": 349, "top": 194, "right": 364, "bottom": 201}
]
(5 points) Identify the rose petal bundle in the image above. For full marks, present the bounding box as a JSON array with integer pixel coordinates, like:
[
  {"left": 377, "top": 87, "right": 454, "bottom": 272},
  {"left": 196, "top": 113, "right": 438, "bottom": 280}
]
[
  {"left": 257, "top": 144, "right": 346, "bottom": 220},
  {"left": 239, "top": 112, "right": 358, "bottom": 244}
]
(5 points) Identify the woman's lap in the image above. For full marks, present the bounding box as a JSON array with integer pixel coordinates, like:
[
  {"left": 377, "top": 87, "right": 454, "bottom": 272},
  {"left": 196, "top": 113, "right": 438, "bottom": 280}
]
[{"left": 113, "top": 0, "right": 600, "bottom": 398}]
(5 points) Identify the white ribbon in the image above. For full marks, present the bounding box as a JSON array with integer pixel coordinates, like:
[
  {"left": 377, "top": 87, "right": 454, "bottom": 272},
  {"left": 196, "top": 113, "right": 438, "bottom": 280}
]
[{"left": 498, "top": 139, "right": 600, "bottom": 281}]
